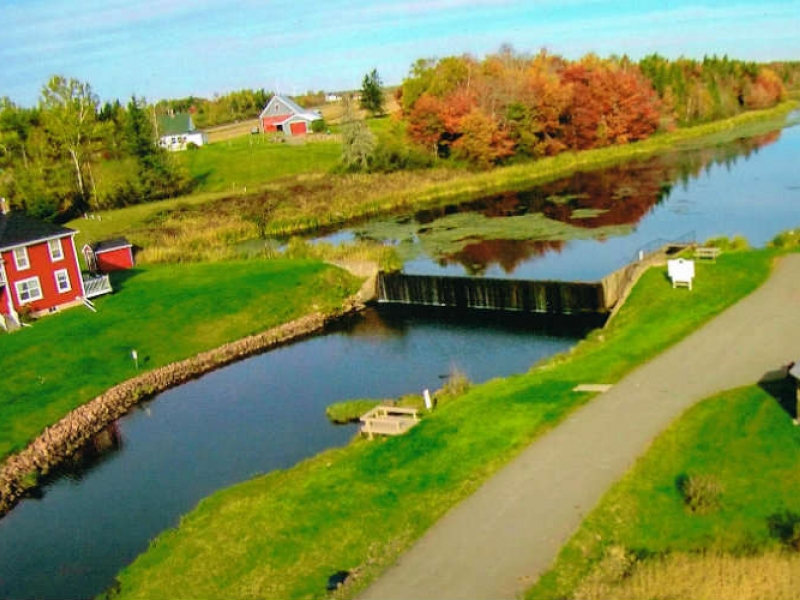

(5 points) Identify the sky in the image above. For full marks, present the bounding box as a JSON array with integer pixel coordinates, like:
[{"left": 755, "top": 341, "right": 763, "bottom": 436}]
[{"left": 1, "top": 0, "right": 799, "bottom": 107}]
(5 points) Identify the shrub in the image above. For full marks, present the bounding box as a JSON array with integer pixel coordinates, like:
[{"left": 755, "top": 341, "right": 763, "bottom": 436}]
[
  {"left": 677, "top": 473, "right": 724, "bottom": 514},
  {"left": 311, "top": 118, "right": 327, "bottom": 134},
  {"left": 702, "top": 235, "right": 750, "bottom": 251},
  {"left": 770, "top": 229, "right": 800, "bottom": 249},
  {"left": 767, "top": 511, "right": 800, "bottom": 550},
  {"left": 440, "top": 366, "right": 471, "bottom": 398}
]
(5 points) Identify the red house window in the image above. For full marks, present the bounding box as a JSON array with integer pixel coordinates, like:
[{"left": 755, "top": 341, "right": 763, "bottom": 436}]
[
  {"left": 16, "top": 276, "right": 42, "bottom": 303},
  {"left": 13, "top": 247, "right": 29, "bottom": 270},
  {"left": 54, "top": 269, "right": 71, "bottom": 293},
  {"left": 49, "top": 239, "right": 64, "bottom": 261}
]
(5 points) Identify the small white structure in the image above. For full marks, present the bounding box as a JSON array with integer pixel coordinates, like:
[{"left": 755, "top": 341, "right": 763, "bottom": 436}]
[
  {"left": 157, "top": 113, "right": 208, "bottom": 151},
  {"left": 667, "top": 258, "right": 695, "bottom": 290}
]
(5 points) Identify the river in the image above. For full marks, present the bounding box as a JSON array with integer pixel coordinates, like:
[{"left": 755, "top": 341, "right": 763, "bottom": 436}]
[{"left": 2, "top": 121, "right": 800, "bottom": 599}]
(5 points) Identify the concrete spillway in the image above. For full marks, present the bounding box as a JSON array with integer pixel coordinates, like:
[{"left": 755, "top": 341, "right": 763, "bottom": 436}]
[{"left": 377, "top": 273, "right": 608, "bottom": 315}]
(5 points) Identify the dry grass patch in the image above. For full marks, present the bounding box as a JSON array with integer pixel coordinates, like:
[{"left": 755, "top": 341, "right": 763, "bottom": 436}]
[{"left": 574, "top": 551, "right": 800, "bottom": 600}]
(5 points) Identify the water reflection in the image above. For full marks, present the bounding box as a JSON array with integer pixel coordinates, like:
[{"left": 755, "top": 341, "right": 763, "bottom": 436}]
[
  {"left": 436, "top": 130, "right": 782, "bottom": 274},
  {"left": 34, "top": 424, "right": 124, "bottom": 492},
  {"left": 363, "top": 127, "right": 787, "bottom": 280}
]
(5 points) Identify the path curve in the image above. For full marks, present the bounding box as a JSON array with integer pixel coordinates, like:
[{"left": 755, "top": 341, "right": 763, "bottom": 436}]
[{"left": 360, "top": 253, "right": 800, "bottom": 600}]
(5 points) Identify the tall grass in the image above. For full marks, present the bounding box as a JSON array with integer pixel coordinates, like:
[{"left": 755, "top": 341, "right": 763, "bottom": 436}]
[{"left": 573, "top": 551, "right": 800, "bottom": 600}]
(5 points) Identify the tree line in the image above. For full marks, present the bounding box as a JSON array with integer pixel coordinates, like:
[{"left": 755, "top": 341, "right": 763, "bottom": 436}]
[
  {"left": 154, "top": 88, "right": 272, "bottom": 128},
  {"left": 0, "top": 76, "right": 195, "bottom": 221},
  {"left": 2, "top": 51, "right": 797, "bottom": 221},
  {"left": 392, "top": 49, "right": 790, "bottom": 168}
]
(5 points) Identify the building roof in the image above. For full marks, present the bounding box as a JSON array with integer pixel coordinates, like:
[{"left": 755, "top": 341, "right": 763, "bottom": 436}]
[
  {"left": 259, "top": 95, "right": 322, "bottom": 123},
  {"left": 0, "top": 212, "right": 76, "bottom": 251},
  {"left": 157, "top": 113, "right": 195, "bottom": 136},
  {"left": 90, "top": 237, "right": 132, "bottom": 254},
  {"left": 790, "top": 362, "right": 800, "bottom": 381}
]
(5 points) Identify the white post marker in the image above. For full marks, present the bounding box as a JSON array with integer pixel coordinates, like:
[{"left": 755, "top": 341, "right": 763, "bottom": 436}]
[
  {"left": 131, "top": 349, "right": 139, "bottom": 370},
  {"left": 423, "top": 389, "right": 433, "bottom": 410}
]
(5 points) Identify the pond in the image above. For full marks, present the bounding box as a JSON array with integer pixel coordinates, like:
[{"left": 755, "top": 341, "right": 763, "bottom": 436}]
[{"left": 0, "top": 307, "right": 583, "bottom": 600}]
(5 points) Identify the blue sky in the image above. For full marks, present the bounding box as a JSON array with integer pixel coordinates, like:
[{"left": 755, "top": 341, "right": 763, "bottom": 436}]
[{"left": 2, "top": 0, "right": 798, "bottom": 106}]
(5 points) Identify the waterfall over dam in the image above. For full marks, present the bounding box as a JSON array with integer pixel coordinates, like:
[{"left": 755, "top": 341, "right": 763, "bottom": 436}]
[{"left": 377, "top": 272, "right": 609, "bottom": 315}]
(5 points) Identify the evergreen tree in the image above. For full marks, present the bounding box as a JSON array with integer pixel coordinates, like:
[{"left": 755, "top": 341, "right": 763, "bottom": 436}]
[
  {"left": 125, "top": 96, "right": 186, "bottom": 202},
  {"left": 360, "top": 69, "right": 385, "bottom": 116}
]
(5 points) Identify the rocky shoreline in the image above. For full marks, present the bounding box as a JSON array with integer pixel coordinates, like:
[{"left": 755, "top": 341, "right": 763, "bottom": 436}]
[{"left": 0, "top": 270, "right": 377, "bottom": 518}]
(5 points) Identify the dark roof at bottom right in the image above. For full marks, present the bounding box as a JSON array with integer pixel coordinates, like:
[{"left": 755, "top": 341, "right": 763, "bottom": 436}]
[
  {"left": 92, "top": 237, "right": 132, "bottom": 253},
  {"left": 789, "top": 362, "right": 800, "bottom": 380}
]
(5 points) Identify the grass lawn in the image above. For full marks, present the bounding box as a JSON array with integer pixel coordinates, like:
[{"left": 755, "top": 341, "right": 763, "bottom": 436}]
[
  {"left": 178, "top": 134, "right": 341, "bottom": 194},
  {"left": 108, "top": 249, "right": 778, "bottom": 600},
  {"left": 526, "top": 384, "right": 800, "bottom": 600},
  {"left": 0, "top": 259, "right": 360, "bottom": 460}
]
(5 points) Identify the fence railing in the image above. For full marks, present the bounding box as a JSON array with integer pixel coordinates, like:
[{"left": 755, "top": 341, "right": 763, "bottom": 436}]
[{"left": 83, "top": 274, "right": 112, "bottom": 299}]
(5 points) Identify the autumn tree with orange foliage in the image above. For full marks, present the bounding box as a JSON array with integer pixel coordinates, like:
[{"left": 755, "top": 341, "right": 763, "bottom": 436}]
[
  {"left": 561, "top": 56, "right": 662, "bottom": 149},
  {"left": 399, "top": 49, "right": 786, "bottom": 168}
]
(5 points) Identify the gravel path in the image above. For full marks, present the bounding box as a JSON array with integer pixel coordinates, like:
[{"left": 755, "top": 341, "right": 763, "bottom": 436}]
[{"left": 360, "top": 254, "right": 800, "bottom": 600}]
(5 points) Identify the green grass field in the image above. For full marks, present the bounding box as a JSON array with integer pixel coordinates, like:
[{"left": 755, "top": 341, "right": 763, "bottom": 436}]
[
  {"left": 108, "top": 250, "right": 777, "bottom": 600},
  {"left": 0, "top": 260, "right": 359, "bottom": 460},
  {"left": 179, "top": 134, "right": 341, "bottom": 194},
  {"left": 526, "top": 384, "right": 800, "bottom": 600}
]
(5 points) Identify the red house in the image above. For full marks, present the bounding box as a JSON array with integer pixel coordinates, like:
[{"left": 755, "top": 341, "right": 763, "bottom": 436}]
[
  {"left": 259, "top": 95, "right": 322, "bottom": 136},
  {"left": 83, "top": 238, "right": 135, "bottom": 273},
  {"left": 0, "top": 206, "right": 87, "bottom": 328}
]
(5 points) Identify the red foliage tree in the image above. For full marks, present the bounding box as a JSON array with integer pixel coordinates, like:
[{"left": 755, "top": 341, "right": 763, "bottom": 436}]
[
  {"left": 406, "top": 93, "right": 446, "bottom": 153},
  {"left": 452, "top": 108, "right": 514, "bottom": 169},
  {"left": 562, "top": 59, "right": 661, "bottom": 149}
]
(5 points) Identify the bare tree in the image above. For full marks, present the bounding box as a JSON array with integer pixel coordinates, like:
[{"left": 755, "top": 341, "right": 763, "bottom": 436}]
[{"left": 40, "top": 76, "right": 100, "bottom": 208}]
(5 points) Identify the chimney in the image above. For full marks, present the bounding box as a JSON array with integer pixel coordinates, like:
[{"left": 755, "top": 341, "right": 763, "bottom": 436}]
[{"left": 0, "top": 197, "right": 8, "bottom": 215}]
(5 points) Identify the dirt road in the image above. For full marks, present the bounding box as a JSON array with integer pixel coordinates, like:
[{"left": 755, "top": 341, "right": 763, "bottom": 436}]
[{"left": 360, "top": 254, "right": 800, "bottom": 600}]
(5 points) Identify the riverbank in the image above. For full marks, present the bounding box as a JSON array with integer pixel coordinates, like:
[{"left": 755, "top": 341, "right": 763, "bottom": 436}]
[
  {"left": 70, "top": 101, "right": 799, "bottom": 263},
  {"left": 109, "top": 249, "right": 778, "bottom": 599},
  {"left": 0, "top": 260, "right": 371, "bottom": 517}
]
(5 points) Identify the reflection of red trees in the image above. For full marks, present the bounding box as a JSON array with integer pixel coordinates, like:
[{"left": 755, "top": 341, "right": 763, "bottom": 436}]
[
  {"left": 446, "top": 239, "right": 565, "bottom": 275},
  {"left": 417, "top": 128, "right": 781, "bottom": 273},
  {"left": 536, "top": 165, "right": 672, "bottom": 228}
]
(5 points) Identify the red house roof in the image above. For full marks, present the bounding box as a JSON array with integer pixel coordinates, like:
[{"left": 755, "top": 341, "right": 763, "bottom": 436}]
[{"left": 0, "top": 212, "right": 76, "bottom": 250}]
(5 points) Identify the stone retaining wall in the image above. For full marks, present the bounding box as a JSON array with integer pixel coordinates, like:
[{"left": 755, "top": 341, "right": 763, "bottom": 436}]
[{"left": 0, "top": 290, "right": 370, "bottom": 518}]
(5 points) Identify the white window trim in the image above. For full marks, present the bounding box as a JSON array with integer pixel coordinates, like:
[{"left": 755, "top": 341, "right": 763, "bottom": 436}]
[
  {"left": 54, "top": 268, "right": 71, "bottom": 293},
  {"left": 49, "top": 239, "right": 64, "bottom": 261},
  {"left": 13, "top": 247, "right": 30, "bottom": 270},
  {"left": 15, "top": 276, "right": 42, "bottom": 304}
]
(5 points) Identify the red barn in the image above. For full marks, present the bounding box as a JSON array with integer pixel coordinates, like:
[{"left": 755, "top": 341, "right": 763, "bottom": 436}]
[
  {"left": 83, "top": 238, "right": 134, "bottom": 273},
  {"left": 0, "top": 206, "right": 87, "bottom": 328},
  {"left": 259, "top": 95, "right": 322, "bottom": 136}
]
